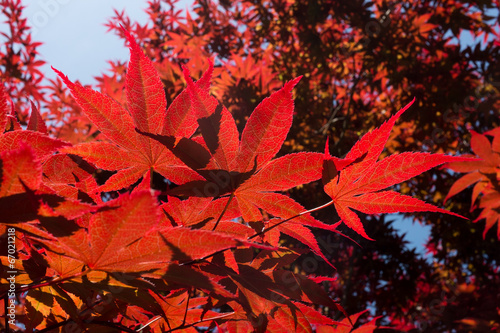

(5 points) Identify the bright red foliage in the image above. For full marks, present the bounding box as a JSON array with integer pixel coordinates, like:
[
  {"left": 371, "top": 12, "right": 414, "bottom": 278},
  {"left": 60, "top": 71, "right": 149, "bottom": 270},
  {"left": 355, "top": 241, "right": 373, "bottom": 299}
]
[
  {"left": 51, "top": 31, "right": 204, "bottom": 192},
  {"left": 0, "top": 25, "right": 471, "bottom": 331},
  {"left": 446, "top": 129, "right": 500, "bottom": 239},
  {"left": 2, "top": 0, "right": 498, "bottom": 330},
  {"left": 323, "top": 99, "right": 471, "bottom": 239}
]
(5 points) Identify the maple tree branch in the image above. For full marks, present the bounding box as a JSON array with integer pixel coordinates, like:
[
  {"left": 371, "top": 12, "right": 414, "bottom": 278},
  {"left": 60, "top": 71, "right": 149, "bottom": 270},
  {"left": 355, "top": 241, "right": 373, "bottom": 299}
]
[
  {"left": 248, "top": 200, "right": 335, "bottom": 240},
  {"left": 317, "top": 100, "right": 344, "bottom": 135},
  {"left": 212, "top": 192, "right": 235, "bottom": 231}
]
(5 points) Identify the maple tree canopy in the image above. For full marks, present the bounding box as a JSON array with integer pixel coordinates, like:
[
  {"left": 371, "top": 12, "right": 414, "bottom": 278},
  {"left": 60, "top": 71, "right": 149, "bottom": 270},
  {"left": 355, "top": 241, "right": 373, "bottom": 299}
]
[{"left": 1, "top": 0, "right": 499, "bottom": 331}]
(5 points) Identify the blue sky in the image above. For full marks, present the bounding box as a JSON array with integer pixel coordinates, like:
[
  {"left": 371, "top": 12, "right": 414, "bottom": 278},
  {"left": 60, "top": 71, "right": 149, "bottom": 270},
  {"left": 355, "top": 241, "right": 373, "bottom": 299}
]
[
  {"left": 23, "top": 0, "right": 192, "bottom": 84},
  {"left": 18, "top": 0, "right": 444, "bottom": 254}
]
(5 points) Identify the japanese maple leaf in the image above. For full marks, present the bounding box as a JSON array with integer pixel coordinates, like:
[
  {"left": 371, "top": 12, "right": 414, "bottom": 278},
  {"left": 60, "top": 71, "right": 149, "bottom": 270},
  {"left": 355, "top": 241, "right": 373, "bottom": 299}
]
[
  {"left": 0, "top": 143, "right": 95, "bottom": 224},
  {"left": 44, "top": 191, "right": 268, "bottom": 274},
  {"left": 139, "top": 70, "right": 353, "bottom": 267},
  {"left": 323, "top": 99, "right": 470, "bottom": 240},
  {"left": 53, "top": 29, "right": 206, "bottom": 192},
  {"left": 0, "top": 143, "right": 42, "bottom": 198},
  {"left": 0, "top": 90, "right": 69, "bottom": 162},
  {"left": 0, "top": 97, "right": 77, "bottom": 221},
  {"left": 445, "top": 129, "right": 500, "bottom": 239}
]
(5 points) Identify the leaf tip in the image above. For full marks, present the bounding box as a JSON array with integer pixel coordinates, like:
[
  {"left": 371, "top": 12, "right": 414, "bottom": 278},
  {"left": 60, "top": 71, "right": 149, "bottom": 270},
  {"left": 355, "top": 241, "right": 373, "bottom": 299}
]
[
  {"left": 469, "top": 129, "right": 479, "bottom": 136},
  {"left": 324, "top": 137, "right": 331, "bottom": 158},
  {"left": 182, "top": 65, "right": 195, "bottom": 87},
  {"left": 51, "top": 66, "right": 63, "bottom": 77},
  {"left": 52, "top": 66, "right": 72, "bottom": 88},
  {"left": 361, "top": 232, "right": 375, "bottom": 241},
  {"left": 394, "top": 97, "right": 416, "bottom": 119},
  {"left": 284, "top": 76, "right": 302, "bottom": 92},
  {"left": 122, "top": 26, "right": 142, "bottom": 54}
]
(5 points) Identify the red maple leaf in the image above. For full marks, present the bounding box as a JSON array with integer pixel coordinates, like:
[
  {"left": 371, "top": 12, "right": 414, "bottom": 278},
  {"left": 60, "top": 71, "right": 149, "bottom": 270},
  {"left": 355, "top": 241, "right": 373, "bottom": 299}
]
[
  {"left": 0, "top": 141, "right": 94, "bottom": 224},
  {"left": 139, "top": 69, "right": 352, "bottom": 268},
  {"left": 445, "top": 129, "right": 500, "bottom": 239},
  {"left": 0, "top": 92, "right": 69, "bottom": 164},
  {"left": 52, "top": 29, "right": 205, "bottom": 192},
  {"left": 42, "top": 191, "right": 267, "bottom": 274},
  {"left": 0, "top": 143, "right": 42, "bottom": 197},
  {"left": 323, "top": 99, "right": 470, "bottom": 239}
]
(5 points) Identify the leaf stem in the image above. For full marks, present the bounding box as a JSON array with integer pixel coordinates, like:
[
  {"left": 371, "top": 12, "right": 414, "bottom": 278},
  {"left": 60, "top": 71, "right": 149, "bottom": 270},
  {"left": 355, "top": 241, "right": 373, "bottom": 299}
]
[
  {"left": 167, "top": 312, "right": 234, "bottom": 332},
  {"left": 248, "top": 200, "right": 335, "bottom": 240},
  {"left": 136, "top": 316, "right": 162, "bottom": 331},
  {"left": 212, "top": 192, "right": 235, "bottom": 231}
]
